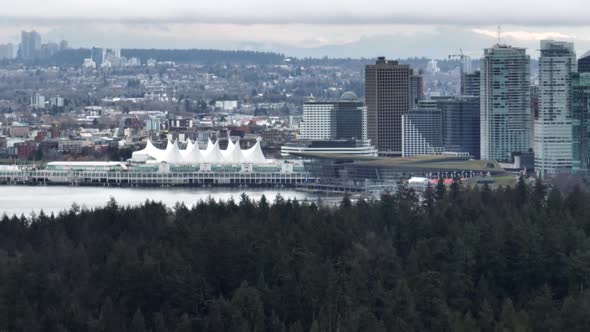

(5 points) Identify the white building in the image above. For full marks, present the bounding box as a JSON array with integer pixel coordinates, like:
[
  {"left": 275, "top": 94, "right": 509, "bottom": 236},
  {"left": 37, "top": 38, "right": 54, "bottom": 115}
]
[
  {"left": 127, "top": 57, "right": 141, "bottom": 67},
  {"left": 145, "top": 117, "right": 162, "bottom": 132},
  {"left": 31, "top": 94, "right": 45, "bottom": 109},
  {"left": 215, "top": 100, "right": 239, "bottom": 112},
  {"left": 300, "top": 102, "right": 335, "bottom": 140},
  {"left": 427, "top": 60, "right": 440, "bottom": 73},
  {"left": 534, "top": 40, "right": 577, "bottom": 177},
  {"left": 49, "top": 96, "right": 64, "bottom": 108},
  {"left": 82, "top": 58, "right": 96, "bottom": 69}
]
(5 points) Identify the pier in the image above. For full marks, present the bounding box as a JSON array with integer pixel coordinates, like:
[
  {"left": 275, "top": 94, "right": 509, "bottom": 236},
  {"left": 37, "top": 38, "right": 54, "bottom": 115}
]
[{"left": 0, "top": 168, "right": 311, "bottom": 187}]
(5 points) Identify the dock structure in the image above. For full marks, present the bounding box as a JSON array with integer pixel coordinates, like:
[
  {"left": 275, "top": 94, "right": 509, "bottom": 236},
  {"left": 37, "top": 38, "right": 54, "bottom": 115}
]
[{"left": 0, "top": 168, "right": 310, "bottom": 187}]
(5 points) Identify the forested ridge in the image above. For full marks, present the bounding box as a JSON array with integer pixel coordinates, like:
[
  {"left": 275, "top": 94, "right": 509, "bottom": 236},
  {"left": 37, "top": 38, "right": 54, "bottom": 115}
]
[{"left": 1, "top": 179, "right": 590, "bottom": 331}]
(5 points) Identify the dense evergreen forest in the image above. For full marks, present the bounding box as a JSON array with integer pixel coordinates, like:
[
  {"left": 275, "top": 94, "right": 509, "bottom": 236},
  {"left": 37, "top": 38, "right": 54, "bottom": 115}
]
[{"left": 1, "top": 179, "right": 590, "bottom": 331}]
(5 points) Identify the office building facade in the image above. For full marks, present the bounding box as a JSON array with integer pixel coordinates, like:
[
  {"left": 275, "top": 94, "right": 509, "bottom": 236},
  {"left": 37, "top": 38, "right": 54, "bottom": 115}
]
[
  {"left": 571, "top": 73, "right": 590, "bottom": 176},
  {"left": 437, "top": 96, "right": 481, "bottom": 158},
  {"left": 410, "top": 70, "right": 424, "bottom": 110},
  {"left": 300, "top": 92, "right": 365, "bottom": 141},
  {"left": 20, "top": 30, "right": 41, "bottom": 60},
  {"left": 41, "top": 43, "right": 59, "bottom": 58},
  {"left": 365, "top": 57, "right": 411, "bottom": 156},
  {"left": 462, "top": 70, "right": 481, "bottom": 97},
  {"left": 480, "top": 45, "right": 531, "bottom": 162},
  {"left": 301, "top": 102, "right": 335, "bottom": 140},
  {"left": 402, "top": 109, "right": 443, "bottom": 157},
  {"left": 534, "top": 40, "right": 577, "bottom": 176},
  {"left": 530, "top": 85, "right": 540, "bottom": 150},
  {"left": 579, "top": 51, "right": 590, "bottom": 74},
  {"left": 0, "top": 43, "right": 14, "bottom": 60},
  {"left": 31, "top": 94, "right": 45, "bottom": 109},
  {"left": 91, "top": 47, "right": 104, "bottom": 68}
]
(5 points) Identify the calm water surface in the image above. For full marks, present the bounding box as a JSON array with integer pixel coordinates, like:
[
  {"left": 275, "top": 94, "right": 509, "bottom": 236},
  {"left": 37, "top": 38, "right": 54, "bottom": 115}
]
[{"left": 0, "top": 186, "right": 325, "bottom": 216}]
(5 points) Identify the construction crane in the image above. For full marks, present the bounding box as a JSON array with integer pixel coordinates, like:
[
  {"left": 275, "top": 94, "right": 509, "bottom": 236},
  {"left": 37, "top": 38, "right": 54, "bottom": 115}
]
[
  {"left": 448, "top": 49, "right": 472, "bottom": 77},
  {"left": 449, "top": 49, "right": 474, "bottom": 95}
]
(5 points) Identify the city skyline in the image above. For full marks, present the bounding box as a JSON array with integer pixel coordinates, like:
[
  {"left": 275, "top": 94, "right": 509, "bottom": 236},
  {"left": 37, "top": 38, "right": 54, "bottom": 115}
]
[{"left": 2, "top": 0, "right": 590, "bottom": 58}]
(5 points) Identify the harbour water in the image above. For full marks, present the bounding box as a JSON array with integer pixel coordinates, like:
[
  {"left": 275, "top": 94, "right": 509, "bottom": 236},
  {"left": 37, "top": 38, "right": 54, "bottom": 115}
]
[{"left": 0, "top": 186, "right": 331, "bottom": 217}]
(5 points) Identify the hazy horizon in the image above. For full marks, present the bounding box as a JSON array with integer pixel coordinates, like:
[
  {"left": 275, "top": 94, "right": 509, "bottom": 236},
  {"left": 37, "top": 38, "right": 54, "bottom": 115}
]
[{"left": 2, "top": 0, "right": 590, "bottom": 59}]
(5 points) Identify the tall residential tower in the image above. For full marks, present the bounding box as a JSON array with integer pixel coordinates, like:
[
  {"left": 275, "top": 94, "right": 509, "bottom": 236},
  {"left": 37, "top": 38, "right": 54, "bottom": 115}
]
[
  {"left": 480, "top": 45, "right": 531, "bottom": 162},
  {"left": 534, "top": 40, "right": 577, "bottom": 177},
  {"left": 20, "top": 30, "right": 41, "bottom": 60},
  {"left": 572, "top": 72, "right": 590, "bottom": 176}
]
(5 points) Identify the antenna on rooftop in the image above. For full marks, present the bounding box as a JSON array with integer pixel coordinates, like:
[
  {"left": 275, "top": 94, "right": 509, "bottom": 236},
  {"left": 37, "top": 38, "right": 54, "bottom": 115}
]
[{"left": 497, "top": 25, "right": 502, "bottom": 45}]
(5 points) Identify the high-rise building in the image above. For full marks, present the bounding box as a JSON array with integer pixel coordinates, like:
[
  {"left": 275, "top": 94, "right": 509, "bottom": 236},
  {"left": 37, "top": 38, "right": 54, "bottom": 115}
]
[
  {"left": 401, "top": 109, "right": 443, "bottom": 157},
  {"left": 335, "top": 92, "right": 365, "bottom": 140},
  {"left": 20, "top": 30, "right": 41, "bottom": 60},
  {"left": 534, "top": 40, "right": 577, "bottom": 177},
  {"left": 571, "top": 73, "right": 590, "bottom": 176},
  {"left": 365, "top": 57, "right": 411, "bottom": 156},
  {"left": 282, "top": 92, "right": 375, "bottom": 157},
  {"left": 437, "top": 96, "right": 481, "bottom": 158},
  {"left": 462, "top": 70, "right": 481, "bottom": 97},
  {"left": 31, "top": 94, "right": 45, "bottom": 109},
  {"left": 0, "top": 43, "right": 14, "bottom": 60},
  {"left": 579, "top": 51, "right": 590, "bottom": 73},
  {"left": 480, "top": 45, "right": 531, "bottom": 162},
  {"left": 91, "top": 47, "right": 103, "bottom": 67},
  {"left": 300, "top": 92, "right": 365, "bottom": 141},
  {"left": 530, "top": 85, "right": 540, "bottom": 150},
  {"left": 410, "top": 70, "right": 424, "bottom": 109},
  {"left": 49, "top": 96, "right": 64, "bottom": 108},
  {"left": 41, "top": 43, "right": 59, "bottom": 58},
  {"left": 300, "top": 101, "right": 336, "bottom": 141},
  {"left": 59, "top": 40, "right": 68, "bottom": 51}
]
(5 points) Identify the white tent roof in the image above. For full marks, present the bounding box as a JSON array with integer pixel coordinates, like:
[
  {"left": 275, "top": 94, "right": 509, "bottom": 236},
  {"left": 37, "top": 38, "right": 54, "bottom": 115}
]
[
  {"left": 243, "top": 139, "right": 268, "bottom": 163},
  {"left": 159, "top": 140, "right": 183, "bottom": 163},
  {"left": 224, "top": 139, "right": 247, "bottom": 163},
  {"left": 183, "top": 140, "right": 202, "bottom": 163},
  {"left": 203, "top": 139, "right": 224, "bottom": 163},
  {"left": 131, "top": 137, "right": 270, "bottom": 165},
  {"left": 132, "top": 138, "right": 163, "bottom": 160},
  {"left": 221, "top": 138, "right": 235, "bottom": 159},
  {"left": 181, "top": 139, "right": 194, "bottom": 157}
]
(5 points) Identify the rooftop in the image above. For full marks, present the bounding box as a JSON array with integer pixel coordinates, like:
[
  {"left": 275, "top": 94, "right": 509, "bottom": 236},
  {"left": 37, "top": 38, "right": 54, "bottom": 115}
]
[{"left": 298, "top": 153, "right": 506, "bottom": 172}]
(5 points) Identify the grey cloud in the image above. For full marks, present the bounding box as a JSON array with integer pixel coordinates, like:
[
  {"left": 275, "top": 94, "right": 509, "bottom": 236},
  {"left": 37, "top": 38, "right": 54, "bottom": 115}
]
[{"left": 2, "top": 13, "right": 590, "bottom": 27}]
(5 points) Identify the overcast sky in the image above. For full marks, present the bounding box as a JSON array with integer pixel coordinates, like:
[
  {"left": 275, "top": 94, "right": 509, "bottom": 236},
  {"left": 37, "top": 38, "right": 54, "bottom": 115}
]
[{"left": 2, "top": 0, "right": 590, "bottom": 58}]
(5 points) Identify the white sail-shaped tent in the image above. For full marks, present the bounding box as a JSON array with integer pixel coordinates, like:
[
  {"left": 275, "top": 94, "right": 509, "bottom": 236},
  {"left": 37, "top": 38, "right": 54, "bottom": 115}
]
[
  {"left": 221, "top": 138, "right": 235, "bottom": 159},
  {"left": 132, "top": 137, "right": 271, "bottom": 165},
  {"left": 243, "top": 139, "right": 268, "bottom": 163},
  {"left": 203, "top": 139, "right": 224, "bottom": 163},
  {"left": 180, "top": 139, "right": 194, "bottom": 158},
  {"left": 224, "top": 139, "right": 247, "bottom": 163},
  {"left": 132, "top": 138, "right": 164, "bottom": 161},
  {"left": 159, "top": 140, "right": 184, "bottom": 163},
  {"left": 183, "top": 140, "right": 202, "bottom": 163}
]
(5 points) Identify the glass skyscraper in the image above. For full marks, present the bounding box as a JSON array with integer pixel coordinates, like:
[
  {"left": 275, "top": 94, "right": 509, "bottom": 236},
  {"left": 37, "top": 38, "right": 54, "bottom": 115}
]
[
  {"left": 438, "top": 96, "right": 481, "bottom": 159},
  {"left": 534, "top": 40, "right": 577, "bottom": 177},
  {"left": 572, "top": 73, "right": 590, "bottom": 176},
  {"left": 579, "top": 51, "right": 590, "bottom": 74},
  {"left": 462, "top": 71, "right": 481, "bottom": 97},
  {"left": 480, "top": 45, "right": 531, "bottom": 162},
  {"left": 20, "top": 30, "right": 41, "bottom": 60}
]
